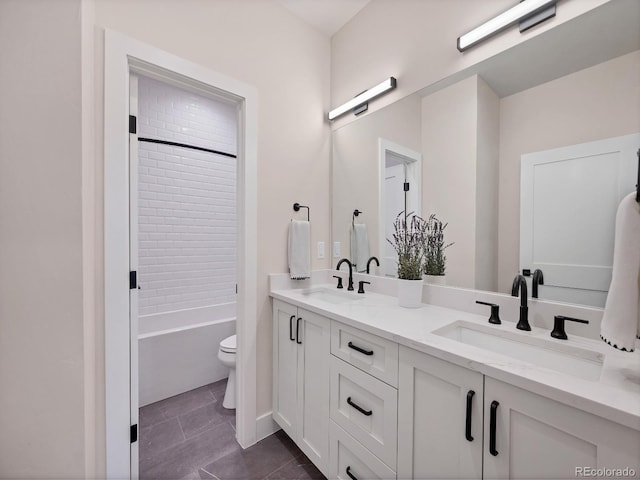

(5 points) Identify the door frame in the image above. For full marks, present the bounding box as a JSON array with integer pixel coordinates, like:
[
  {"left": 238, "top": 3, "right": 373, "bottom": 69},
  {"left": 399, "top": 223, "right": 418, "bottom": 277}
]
[
  {"left": 378, "top": 138, "right": 422, "bottom": 276},
  {"left": 104, "top": 30, "right": 258, "bottom": 478}
]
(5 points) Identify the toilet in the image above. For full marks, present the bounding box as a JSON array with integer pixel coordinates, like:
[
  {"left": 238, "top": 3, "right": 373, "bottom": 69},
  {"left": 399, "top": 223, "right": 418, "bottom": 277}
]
[{"left": 218, "top": 334, "right": 237, "bottom": 409}]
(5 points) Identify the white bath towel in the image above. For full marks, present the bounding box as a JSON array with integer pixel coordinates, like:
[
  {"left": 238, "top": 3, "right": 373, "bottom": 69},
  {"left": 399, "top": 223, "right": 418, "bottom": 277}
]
[
  {"left": 288, "top": 220, "right": 311, "bottom": 280},
  {"left": 351, "top": 223, "right": 370, "bottom": 273},
  {"left": 600, "top": 192, "right": 640, "bottom": 352}
]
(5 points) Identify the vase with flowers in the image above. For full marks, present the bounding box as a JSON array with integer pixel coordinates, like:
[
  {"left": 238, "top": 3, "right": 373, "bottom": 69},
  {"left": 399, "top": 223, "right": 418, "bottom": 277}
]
[
  {"left": 424, "top": 214, "right": 454, "bottom": 285},
  {"left": 387, "top": 211, "right": 428, "bottom": 307}
]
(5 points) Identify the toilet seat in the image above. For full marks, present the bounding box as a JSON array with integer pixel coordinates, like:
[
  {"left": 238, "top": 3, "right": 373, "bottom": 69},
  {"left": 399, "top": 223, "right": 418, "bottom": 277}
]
[{"left": 220, "top": 334, "right": 236, "bottom": 354}]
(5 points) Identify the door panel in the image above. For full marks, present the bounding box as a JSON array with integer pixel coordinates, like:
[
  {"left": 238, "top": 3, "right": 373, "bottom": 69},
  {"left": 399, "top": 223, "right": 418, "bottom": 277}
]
[
  {"left": 272, "top": 300, "right": 298, "bottom": 439},
  {"left": 398, "top": 346, "right": 483, "bottom": 480},
  {"left": 297, "top": 309, "right": 330, "bottom": 476},
  {"left": 520, "top": 133, "right": 640, "bottom": 306}
]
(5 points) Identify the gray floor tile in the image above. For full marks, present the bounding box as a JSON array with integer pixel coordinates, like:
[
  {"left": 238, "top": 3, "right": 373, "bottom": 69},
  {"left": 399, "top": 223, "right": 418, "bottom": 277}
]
[
  {"left": 200, "top": 430, "right": 302, "bottom": 480},
  {"left": 178, "top": 401, "right": 230, "bottom": 439},
  {"left": 139, "top": 417, "right": 185, "bottom": 461},
  {"left": 141, "top": 421, "right": 240, "bottom": 480},
  {"left": 266, "top": 457, "right": 325, "bottom": 480},
  {"left": 140, "top": 400, "right": 170, "bottom": 429},
  {"left": 207, "top": 378, "right": 229, "bottom": 402},
  {"left": 199, "top": 469, "right": 217, "bottom": 479},
  {"left": 160, "top": 385, "right": 217, "bottom": 419}
]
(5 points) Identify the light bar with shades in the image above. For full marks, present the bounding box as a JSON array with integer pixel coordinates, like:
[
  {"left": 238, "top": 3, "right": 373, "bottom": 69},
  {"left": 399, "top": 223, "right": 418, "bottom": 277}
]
[
  {"left": 457, "top": 0, "right": 556, "bottom": 52},
  {"left": 328, "top": 77, "right": 397, "bottom": 121}
]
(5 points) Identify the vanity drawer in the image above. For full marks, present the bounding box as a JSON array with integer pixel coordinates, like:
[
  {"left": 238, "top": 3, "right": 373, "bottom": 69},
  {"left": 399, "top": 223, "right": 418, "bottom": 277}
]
[
  {"left": 331, "top": 321, "right": 399, "bottom": 387},
  {"left": 330, "top": 356, "right": 398, "bottom": 468},
  {"left": 330, "top": 421, "right": 396, "bottom": 480}
]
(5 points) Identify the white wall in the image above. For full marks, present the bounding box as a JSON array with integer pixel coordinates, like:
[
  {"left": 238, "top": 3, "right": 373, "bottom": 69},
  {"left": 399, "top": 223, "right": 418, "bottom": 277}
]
[
  {"left": 0, "top": 0, "right": 87, "bottom": 477},
  {"left": 137, "top": 76, "right": 238, "bottom": 316},
  {"left": 498, "top": 50, "right": 640, "bottom": 292}
]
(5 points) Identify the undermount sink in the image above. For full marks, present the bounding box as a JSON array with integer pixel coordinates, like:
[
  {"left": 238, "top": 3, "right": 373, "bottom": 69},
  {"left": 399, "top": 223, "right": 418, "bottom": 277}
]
[
  {"left": 299, "top": 287, "right": 363, "bottom": 305},
  {"left": 433, "top": 321, "right": 604, "bottom": 381}
]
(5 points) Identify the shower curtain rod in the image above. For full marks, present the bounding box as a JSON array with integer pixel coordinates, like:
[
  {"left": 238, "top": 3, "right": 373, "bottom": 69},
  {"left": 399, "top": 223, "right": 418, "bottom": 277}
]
[{"left": 138, "top": 137, "right": 237, "bottom": 159}]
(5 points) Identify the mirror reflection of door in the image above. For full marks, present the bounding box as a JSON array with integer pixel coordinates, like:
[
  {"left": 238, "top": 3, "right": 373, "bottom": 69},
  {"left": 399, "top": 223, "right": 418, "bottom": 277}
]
[
  {"left": 379, "top": 139, "right": 422, "bottom": 277},
  {"left": 384, "top": 162, "right": 405, "bottom": 276}
]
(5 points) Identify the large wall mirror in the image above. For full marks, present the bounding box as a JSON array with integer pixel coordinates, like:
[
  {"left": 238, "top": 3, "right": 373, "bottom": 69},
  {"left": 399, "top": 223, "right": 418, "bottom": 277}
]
[{"left": 331, "top": 0, "right": 640, "bottom": 308}]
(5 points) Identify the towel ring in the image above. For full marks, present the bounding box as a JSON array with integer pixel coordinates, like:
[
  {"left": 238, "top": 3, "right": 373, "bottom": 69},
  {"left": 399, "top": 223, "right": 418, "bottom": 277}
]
[
  {"left": 293, "top": 202, "right": 310, "bottom": 221},
  {"left": 353, "top": 209, "right": 362, "bottom": 226}
]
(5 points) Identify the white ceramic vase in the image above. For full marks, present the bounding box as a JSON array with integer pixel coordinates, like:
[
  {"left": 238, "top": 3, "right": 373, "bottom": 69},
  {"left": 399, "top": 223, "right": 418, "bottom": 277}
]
[
  {"left": 424, "top": 274, "right": 447, "bottom": 286},
  {"left": 397, "top": 278, "right": 423, "bottom": 308}
]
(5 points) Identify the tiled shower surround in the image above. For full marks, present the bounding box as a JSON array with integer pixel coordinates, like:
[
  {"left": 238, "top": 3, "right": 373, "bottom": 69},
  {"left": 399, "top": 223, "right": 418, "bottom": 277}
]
[{"left": 136, "top": 75, "right": 238, "bottom": 316}]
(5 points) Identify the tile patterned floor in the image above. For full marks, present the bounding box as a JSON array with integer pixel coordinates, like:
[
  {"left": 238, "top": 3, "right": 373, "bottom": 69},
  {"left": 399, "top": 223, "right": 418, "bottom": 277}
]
[{"left": 139, "top": 379, "right": 325, "bottom": 480}]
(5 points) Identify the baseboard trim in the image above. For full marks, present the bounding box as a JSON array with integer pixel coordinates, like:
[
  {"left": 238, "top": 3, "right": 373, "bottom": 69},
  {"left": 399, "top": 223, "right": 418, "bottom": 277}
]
[{"left": 256, "top": 412, "right": 280, "bottom": 442}]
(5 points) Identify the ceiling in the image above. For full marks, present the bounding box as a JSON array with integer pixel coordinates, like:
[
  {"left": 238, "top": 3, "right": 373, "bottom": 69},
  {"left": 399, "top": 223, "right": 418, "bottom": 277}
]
[{"left": 279, "top": 0, "right": 371, "bottom": 37}]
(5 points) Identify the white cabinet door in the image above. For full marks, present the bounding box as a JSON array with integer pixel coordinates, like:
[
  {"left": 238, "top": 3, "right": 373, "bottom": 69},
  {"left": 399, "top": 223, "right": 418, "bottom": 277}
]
[
  {"left": 397, "top": 346, "right": 483, "bottom": 480},
  {"left": 297, "top": 308, "right": 331, "bottom": 476},
  {"left": 484, "top": 377, "right": 640, "bottom": 480},
  {"left": 272, "top": 300, "right": 299, "bottom": 440}
]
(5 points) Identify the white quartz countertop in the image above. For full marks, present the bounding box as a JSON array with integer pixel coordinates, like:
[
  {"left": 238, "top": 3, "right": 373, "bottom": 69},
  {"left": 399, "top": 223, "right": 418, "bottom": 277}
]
[{"left": 270, "top": 283, "right": 640, "bottom": 430}]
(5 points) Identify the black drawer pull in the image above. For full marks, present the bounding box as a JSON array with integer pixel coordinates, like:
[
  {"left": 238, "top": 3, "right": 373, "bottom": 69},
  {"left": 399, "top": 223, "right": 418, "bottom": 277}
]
[
  {"left": 465, "top": 390, "right": 475, "bottom": 442},
  {"left": 296, "top": 317, "right": 302, "bottom": 344},
  {"left": 346, "top": 466, "right": 358, "bottom": 480},
  {"left": 347, "top": 341, "right": 373, "bottom": 356},
  {"left": 347, "top": 396, "right": 372, "bottom": 416},
  {"left": 289, "top": 315, "right": 295, "bottom": 341},
  {"left": 490, "top": 400, "right": 499, "bottom": 456}
]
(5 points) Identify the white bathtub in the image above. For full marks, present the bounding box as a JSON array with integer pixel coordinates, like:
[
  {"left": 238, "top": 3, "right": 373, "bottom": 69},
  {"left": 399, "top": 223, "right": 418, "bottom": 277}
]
[{"left": 138, "top": 303, "right": 236, "bottom": 406}]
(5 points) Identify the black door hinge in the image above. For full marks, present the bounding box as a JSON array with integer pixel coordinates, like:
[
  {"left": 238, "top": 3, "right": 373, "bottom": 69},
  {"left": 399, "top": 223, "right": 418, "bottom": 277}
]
[
  {"left": 129, "top": 115, "right": 137, "bottom": 134},
  {"left": 130, "top": 424, "right": 138, "bottom": 443},
  {"left": 129, "top": 271, "right": 137, "bottom": 290},
  {"left": 404, "top": 182, "right": 410, "bottom": 192}
]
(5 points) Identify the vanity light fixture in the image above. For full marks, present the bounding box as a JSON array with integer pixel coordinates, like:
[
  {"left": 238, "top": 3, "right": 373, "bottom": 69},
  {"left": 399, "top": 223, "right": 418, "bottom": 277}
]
[
  {"left": 457, "top": 0, "right": 556, "bottom": 52},
  {"left": 328, "top": 77, "right": 397, "bottom": 121}
]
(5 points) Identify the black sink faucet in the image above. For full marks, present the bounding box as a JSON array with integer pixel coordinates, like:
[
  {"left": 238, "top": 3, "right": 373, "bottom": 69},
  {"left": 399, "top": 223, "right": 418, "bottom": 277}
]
[
  {"left": 366, "top": 256, "right": 379, "bottom": 274},
  {"left": 532, "top": 269, "right": 544, "bottom": 299},
  {"left": 336, "top": 258, "right": 354, "bottom": 291},
  {"left": 511, "top": 274, "right": 531, "bottom": 331}
]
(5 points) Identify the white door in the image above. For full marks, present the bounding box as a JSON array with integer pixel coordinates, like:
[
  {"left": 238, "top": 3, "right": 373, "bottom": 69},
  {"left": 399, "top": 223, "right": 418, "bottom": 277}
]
[
  {"left": 483, "top": 377, "right": 640, "bottom": 479},
  {"left": 384, "top": 163, "right": 405, "bottom": 276},
  {"left": 272, "top": 300, "right": 299, "bottom": 440},
  {"left": 128, "top": 74, "right": 140, "bottom": 479},
  {"left": 297, "top": 309, "right": 331, "bottom": 477},
  {"left": 397, "top": 346, "right": 483, "bottom": 480},
  {"left": 520, "top": 133, "right": 640, "bottom": 307}
]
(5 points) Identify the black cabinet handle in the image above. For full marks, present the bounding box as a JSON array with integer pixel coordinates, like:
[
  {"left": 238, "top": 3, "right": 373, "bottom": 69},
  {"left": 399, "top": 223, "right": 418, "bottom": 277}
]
[
  {"left": 346, "top": 466, "right": 358, "bottom": 480},
  {"left": 490, "top": 400, "right": 499, "bottom": 456},
  {"left": 347, "top": 341, "right": 373, "bottom": 356},
  {"left": 347, "top": 396, "right": 372, "bottom": 416},
  {"left": 465, "top": 390, "right": 475, "bottom": 442},
  {"left": 296, "top": 317, "right": 302, "bottom": 344},
  {"left": 289, "top": 315, "right": 295, "bottom": 341}
]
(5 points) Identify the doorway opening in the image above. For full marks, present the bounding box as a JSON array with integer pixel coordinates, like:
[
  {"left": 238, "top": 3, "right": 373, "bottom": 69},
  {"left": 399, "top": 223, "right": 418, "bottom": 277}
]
[
  {"left": 378, "top": 139, "right": 422, "bottom": 277},
  {"left": 104, "top": 31, "right": 258, "bottom": 479},
  {"left": 130, "top": 73, "right": 240, "bottom": 477}
]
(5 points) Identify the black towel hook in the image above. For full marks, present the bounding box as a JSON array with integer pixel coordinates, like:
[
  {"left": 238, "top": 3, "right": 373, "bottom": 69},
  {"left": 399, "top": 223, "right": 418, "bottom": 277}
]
[
  {"left": 293, "top": 202, "right": 310, "bottom": 221},
  {"left": 353, "top": 209, "right": 362, "bottom": 226}
]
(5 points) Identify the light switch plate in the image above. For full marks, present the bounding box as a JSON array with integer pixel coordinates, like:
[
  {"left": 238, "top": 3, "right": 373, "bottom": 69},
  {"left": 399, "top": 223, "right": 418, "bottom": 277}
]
[
  {"left": 317, "top": 241, "right": 325, "bottom": 259},
  {"left": 333, "top": 241, "right": 341, "bottom": 258}
]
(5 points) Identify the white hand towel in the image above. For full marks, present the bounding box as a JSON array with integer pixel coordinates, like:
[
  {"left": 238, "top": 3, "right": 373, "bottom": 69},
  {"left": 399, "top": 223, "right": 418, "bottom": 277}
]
[
  {"left": 288, "top": 220, "right": 311, "bottom": 280},
  {"left": 600, "top": 192, "right": 640, "bottom": 352},
  {"left": 351, "top": 223, "right": 370, "bottom": 273}
]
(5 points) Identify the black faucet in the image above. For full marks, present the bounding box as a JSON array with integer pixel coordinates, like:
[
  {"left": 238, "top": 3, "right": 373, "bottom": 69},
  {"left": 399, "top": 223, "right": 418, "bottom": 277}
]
[
  {"left": 366, "top": 256, "right": 380, "bottom": 274},
  {"left": 511, "top": 274, "right": 531, "bottom": 331},
  {"left": 336, "top": 258, "right": 354, "bottom": 291},
  {"left": 532, "top": 269, "right": 544, "bottom": 299}
]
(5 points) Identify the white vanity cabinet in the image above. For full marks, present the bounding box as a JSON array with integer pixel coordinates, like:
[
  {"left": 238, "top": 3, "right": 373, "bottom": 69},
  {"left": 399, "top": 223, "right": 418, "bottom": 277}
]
[
  {"left": 398, "top": 345, "right": 640, "bottom": 480},
  {"left": 397, "top": 346, "right": 484, "bottom": 480},
  {"left": 272, "top": 299, "right": 331, "bottom": 476},
  {"left": 483, "top": 377, "right": 640, "bottom": 480}
]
